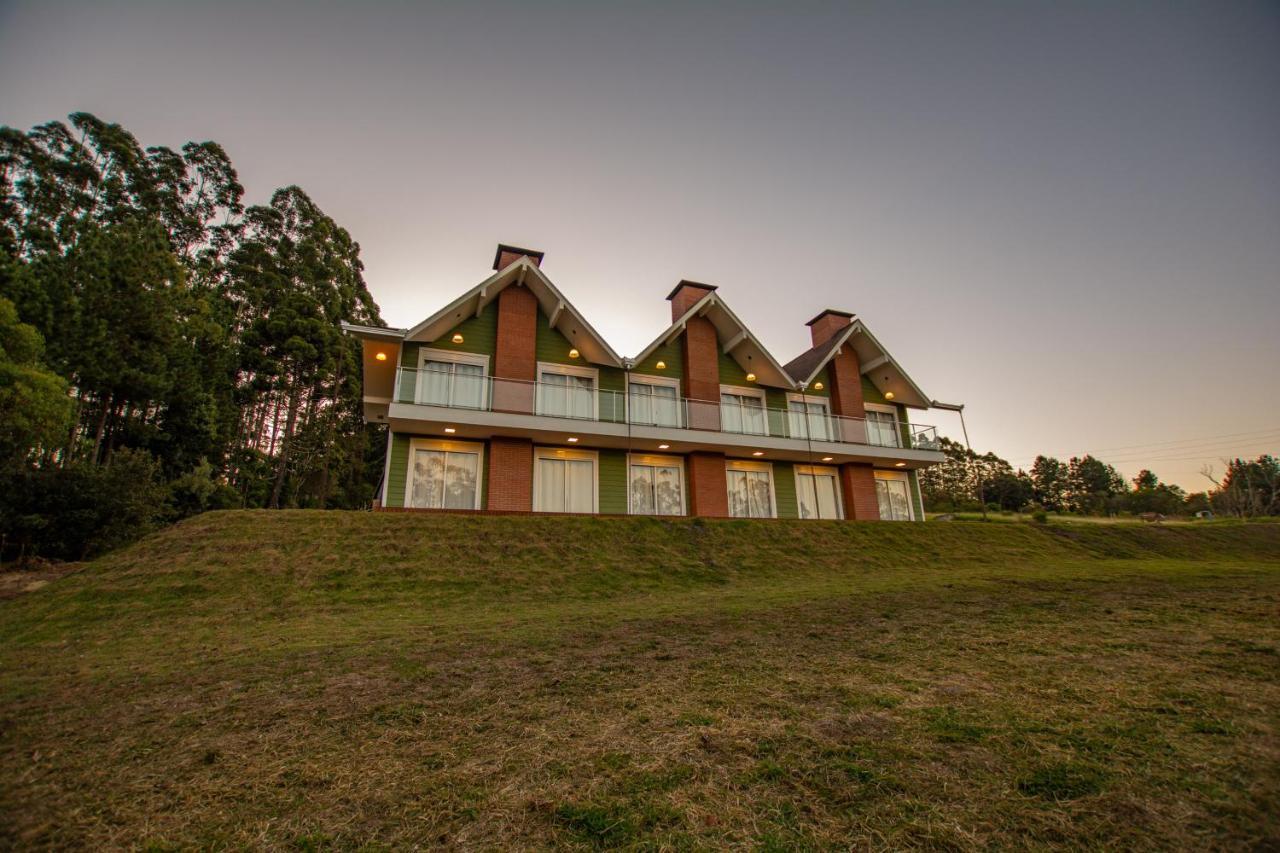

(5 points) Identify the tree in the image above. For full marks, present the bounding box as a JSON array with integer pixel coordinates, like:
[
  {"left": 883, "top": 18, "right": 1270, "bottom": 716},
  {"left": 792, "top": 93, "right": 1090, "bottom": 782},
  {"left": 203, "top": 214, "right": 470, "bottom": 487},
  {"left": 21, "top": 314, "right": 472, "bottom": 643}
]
[
  {"left": 1031, "top": 456, "right": 1067, "bottom": 512},
  {"left": 1203, "top": 456, "right": 1280, "bottom": 518},
  {"left": 0, "top": 293, "right": 73, "bottom": 467},
  {"left": 1126, "top": 469, "right": 1186, "bottom": 516}
]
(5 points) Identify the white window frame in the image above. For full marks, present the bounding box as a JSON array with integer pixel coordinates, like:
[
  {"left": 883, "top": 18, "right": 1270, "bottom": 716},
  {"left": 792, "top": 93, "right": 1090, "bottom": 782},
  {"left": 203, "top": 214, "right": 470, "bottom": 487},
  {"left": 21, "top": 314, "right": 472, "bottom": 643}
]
[
  {"left": 536, "top": 361, "right": 600, "bottom": 419},
  {"left": 863, "top": 402, "right": 901, "bottom": 448},
  {"left": 873, "top": 469, "right": 915, "bottom": 521},
  {"left": 415, "top": 347, "right": 490, "bottom": 409},
  {"left": 626, "top": 453, "right": 686, "bottom": 516},
  {"left": 794, "top": 464, "right": 844, "bottom": 520},
  {"left": 625, "top": 373, "right": 683, "bottom": 427},
  {"left": 403, "top": 437, "right": 485, "bottom": 510},
  {"left": 785, "top": 392, "right": 834, "bottom": 441},
  {"left": 719, "top": 384, "right": 769, "bottom": 436},
  {"left": 725, "top": 458, "right": 778, "bottom": 518},
  {"left": 533, "top": 446, "right": 600, "bottom": 514}
]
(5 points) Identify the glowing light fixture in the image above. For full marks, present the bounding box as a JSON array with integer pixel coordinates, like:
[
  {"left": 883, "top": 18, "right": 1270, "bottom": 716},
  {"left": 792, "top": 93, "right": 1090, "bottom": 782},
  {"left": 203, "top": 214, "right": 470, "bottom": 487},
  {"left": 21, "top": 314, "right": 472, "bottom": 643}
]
[
  {"left": 451, "top": 333, "right": 464, "bottom": 344},
  {"left": 752, "top": 451, "right": 764, "bottom": 457},
  {"left": 895, "top": 461, "right": 907, "bottom": 467},
  {"left": 568, "top": 348, "right": 580, "bottom": 359},
  {"left": 375, "top": 351, "right": 387, "bottom": 361},
  {"left": 821, "top": 456, "right": 833, "bottom": 462},
  {"left": 658, "top": 444, "right": 670, "bottom": 450},
  {"left": 813, "top": 381, "right": 823, "bottom": 390},
  {"left": 444, "top": 427, "right": 456, "bottom": 434},
  {"left": 746, "top": 372, "right": 757, "bottom": 382},
  {"left": 567, "top": 437, "right": 579, "bottom": 443},
  {"left": 655, "top": 360, "right": 666, "bottom": 370},
  {"left": 884, "top": 391, "right": 895, "bottom": 400}
]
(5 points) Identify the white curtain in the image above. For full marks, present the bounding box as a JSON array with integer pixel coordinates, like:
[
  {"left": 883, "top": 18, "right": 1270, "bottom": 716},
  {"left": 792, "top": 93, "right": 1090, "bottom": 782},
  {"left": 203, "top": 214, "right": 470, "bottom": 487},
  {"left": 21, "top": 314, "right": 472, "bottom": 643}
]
[
  {"left": 537, "top": 458, "right": 566, "bottom": 511},
  {"left": 539, "top": 372, "right": 595, "bottom": 419},
  {"left": 798, "top": 472, "right": 840, "bottom": 519},
  {"left": 630, "top": 463, "right": 682, "bottom": 515},
  {"left": 630, "top": 464, "right": 655, "bottom": 514},
  {"left": 867, "top": 411, "right": 900, "bottom": 448},
  {"left": 443, "top": 452, "right": 478, "bottom": 509},
  {"left": 419, "top": 360, "right": 453, "bottom": 406},
  {"left": 630, "top": 383, "right": 680, "bottom": 427},
  {"left": 537, "top": 457, "right": 595, "bottom": 513},
  {"left": 453, "top": 362, "right": 484, "bottom": 409}
]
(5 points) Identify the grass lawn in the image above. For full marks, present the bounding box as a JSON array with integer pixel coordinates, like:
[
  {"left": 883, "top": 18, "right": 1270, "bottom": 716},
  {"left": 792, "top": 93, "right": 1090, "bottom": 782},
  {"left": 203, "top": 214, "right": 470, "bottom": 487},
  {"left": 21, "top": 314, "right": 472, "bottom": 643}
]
[{"left": 1, "top": 512, "right": 1278, "bottom": 849}]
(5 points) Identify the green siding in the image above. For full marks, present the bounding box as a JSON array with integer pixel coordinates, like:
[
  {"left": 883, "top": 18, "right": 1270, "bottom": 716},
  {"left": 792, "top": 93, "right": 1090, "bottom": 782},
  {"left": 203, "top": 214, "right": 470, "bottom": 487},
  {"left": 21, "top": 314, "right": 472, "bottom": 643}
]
[
  {"left": 862, "top": 376, "right": 913, "bottom": 445},
  {"left": 908, "top": 469, "right": 924, "bottom": 520},
  {"left": 807, "top": 365, "right": 832, "bottom": 397},
  {"left": 631, "top": 339, "right": 683, "bottom": 379},
  {"left": 383, "top": 431, "right": 489, "bottom": 510},
  {"left": 535, "top": 310, "right": 626, "bottom": 422},
  {"left": 397, "top": 302, "right": 498, "bottom": 403},
  {"left": 773, "top": 462, "right": 798, "bottom": 519},
  {"left": 598, "top": 449, "right": 628, "bottom": 514}
]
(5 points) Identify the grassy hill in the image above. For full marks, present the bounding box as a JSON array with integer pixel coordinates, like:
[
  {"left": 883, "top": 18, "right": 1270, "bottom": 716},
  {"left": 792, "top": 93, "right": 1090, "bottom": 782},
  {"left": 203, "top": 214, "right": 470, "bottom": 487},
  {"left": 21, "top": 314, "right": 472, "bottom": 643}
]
[{"left": 2, "top": 512, "right": 1278, "bottom": 849}]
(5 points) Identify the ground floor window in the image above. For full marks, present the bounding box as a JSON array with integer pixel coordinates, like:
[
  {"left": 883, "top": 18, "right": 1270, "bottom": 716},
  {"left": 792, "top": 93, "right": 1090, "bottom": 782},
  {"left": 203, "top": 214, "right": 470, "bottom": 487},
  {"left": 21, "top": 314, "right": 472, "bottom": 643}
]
[
  {"left": 406, "top": 438, "right": 483, "bottom": 509},
  {"left": 874, "top": 470, "right": 914, "bottom": 520},
  {"left": 534, "top": 448, "right": 598, "bottom": 513},
  {"left": 629, "top": 454, "right": 684, "bottom": 515},
  {"left": 726, "top": 459, "right": 775, "bottom": 518},
  {"left": 795, "top": 465, "right": 843, "bottom": 519}
]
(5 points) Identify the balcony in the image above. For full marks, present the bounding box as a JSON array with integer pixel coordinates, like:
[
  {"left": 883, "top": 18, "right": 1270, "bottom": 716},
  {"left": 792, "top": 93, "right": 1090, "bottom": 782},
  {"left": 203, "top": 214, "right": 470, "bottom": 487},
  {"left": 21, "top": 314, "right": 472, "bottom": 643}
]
[{"left": 389, "top": 368, "right": 942, "bottom": 456}]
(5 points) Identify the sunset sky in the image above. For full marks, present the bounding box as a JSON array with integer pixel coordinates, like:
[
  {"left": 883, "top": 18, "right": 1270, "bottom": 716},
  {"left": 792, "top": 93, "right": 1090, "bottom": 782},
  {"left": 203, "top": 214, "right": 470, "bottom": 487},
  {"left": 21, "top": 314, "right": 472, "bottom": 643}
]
[{"left": 2, "top": 0, "right": 1277, "bottom": 490}]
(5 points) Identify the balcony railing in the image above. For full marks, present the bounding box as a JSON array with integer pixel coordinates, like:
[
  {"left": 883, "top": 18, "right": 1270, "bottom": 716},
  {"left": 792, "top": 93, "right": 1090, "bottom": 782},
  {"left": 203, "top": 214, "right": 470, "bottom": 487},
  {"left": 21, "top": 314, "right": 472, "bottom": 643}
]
[{"left": 393, "top": 367, "right": 941, "bottom": 451}]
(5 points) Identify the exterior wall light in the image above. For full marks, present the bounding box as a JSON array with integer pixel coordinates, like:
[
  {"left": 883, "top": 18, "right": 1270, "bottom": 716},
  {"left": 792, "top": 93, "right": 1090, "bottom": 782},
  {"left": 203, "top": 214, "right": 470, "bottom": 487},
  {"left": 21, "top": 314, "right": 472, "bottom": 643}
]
[
  {"left": 745, "top": 372, "right": 757, "bottom": 382},
  {"left": 655, "top": 360, "right": 666, "bottom": 370},
  {"left": 375, "top": 352, "right": 387, "bottom": 361},
  {"left": 884, "top": 391, "right": 895, "bottom": 400},
  {"left": 452, "top": 333, "right": 464, "bottom": 344},
  {"left": 568, "top": 348, "right": 580, "bottom": 359},
  {"left": 813, "top": 381, "right": 823, "bottom": 390}
]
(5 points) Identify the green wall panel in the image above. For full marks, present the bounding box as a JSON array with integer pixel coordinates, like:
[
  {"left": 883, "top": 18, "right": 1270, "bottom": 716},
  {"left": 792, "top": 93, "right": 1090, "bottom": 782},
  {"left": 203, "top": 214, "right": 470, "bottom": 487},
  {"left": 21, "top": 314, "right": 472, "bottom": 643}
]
[
  {"left": 631, "top": 339, "right": 683, "bottom": 379},
  {"left": 908, "top": 469, "right": 924, "bottom": 521},
  {"left": 773, "top": 462, "right": 798, "bottom": 519},
  {"left": 598, "top": 449, "right": 628, "bottom": 514}
]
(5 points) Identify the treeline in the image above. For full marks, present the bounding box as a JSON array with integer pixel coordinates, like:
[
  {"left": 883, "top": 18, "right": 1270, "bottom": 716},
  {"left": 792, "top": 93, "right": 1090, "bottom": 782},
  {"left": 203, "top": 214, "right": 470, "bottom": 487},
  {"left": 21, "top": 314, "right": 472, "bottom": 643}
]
[
  {"left": 0, "top": 113, "right": 384, "bottom": 560},
  {"left": 920, "top": 436, "right": 1279, "bottom": 518}
]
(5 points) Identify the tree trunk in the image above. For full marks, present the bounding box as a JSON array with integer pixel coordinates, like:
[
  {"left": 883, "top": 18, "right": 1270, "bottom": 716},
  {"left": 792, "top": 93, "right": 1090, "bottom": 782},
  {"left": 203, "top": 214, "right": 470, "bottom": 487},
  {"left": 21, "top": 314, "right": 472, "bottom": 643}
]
[
  {"left": 91, "top": 392, "right": 114, "bottom": 465},
  {"left": 269, "top": 383, "right": 302, "bottom": 509}
]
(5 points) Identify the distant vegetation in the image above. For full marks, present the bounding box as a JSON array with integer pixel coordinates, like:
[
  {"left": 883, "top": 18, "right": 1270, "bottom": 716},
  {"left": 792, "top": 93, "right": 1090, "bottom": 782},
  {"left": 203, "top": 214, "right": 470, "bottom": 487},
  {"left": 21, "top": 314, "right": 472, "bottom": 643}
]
[
  {"left": 920, "top": 436, "right": 1277, "bottom": 520},
  {"left": 1, "top": 113, "right": 384, "bottom": 559}
]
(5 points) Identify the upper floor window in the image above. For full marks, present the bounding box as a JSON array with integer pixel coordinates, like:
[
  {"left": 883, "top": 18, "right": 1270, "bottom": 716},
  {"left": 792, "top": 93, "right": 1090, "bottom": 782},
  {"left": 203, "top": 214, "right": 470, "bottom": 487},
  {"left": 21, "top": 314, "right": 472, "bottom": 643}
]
[
  {"left": 417, "top": 349, "right": 488, "bottom": 409},
  {"left": 537, "top": 362, "right": 597, "bottom": 420},
  {"left": 726, "top": 459, "right": 775, "bottom": 518},
  {"left": 865, "top": 405, "right": 900, "bottom": 448},
  {"left": 786, "top": 394, "right": 833, "bottom": 441},
  {"left": 628, "top": 375, "right": 681, "bottom": 427},
  {"left": 720, "top": 386, "right": 767, "bottom": 435}
]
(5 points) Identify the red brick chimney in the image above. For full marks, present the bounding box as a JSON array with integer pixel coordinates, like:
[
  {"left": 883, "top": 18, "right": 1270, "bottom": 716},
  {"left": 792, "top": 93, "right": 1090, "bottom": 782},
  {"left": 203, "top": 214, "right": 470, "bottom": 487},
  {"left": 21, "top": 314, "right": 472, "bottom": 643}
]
[
  {"left": 666, "top": 280, "right": 718, "bottom": 321},
  {"left": 492, "top": 244, "right": 545, "bottom": 271},
  {"left": 806, "top": 309, "right": 855, "bottom": 347}
]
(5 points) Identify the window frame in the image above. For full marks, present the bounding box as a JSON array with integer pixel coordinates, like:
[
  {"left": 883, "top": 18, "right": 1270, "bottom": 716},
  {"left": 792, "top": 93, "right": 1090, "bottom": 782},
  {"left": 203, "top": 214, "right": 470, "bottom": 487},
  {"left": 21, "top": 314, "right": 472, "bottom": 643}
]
[
  {"left": 863, "top": 402, "right": 901, "bottom": 448},
  {"left": 785, "top": 392, "right": 834, "bottom": 441},
  {"left": 403, "top": 437, "right": 485, "bottom": 510},
  {"left": 536, "top": 361, "right": 600, "bottom": 420},
  {"left": 626, "top": 453, "right": 686, "bottom": 516},
  {"left": 719, "top": 384, "right": 769, "bottom": 436},
  {"left": 873, "top": 469, "right": 915, "bottom": 521},
  {"left": 532, "top": 446, "right": 600, "bottom": 514},
  {"left": 724, "top": 458, "right": 778, "bottom": 519},
  {"left": 793, "top": 464, "right": 844, "bottom": 520},
  {"left": 415, "top": 347, "right": 490, "bottom": 409},
  {"left": 625, "top": 373, "right": 683, "bottom": 427}
]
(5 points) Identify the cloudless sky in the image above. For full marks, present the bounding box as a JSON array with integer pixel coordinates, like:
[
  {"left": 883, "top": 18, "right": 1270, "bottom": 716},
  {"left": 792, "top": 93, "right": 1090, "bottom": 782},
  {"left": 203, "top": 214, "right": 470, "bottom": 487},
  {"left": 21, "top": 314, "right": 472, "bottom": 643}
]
[{"left": 2, "top": 0, "right": 1278, "bottom": 489}]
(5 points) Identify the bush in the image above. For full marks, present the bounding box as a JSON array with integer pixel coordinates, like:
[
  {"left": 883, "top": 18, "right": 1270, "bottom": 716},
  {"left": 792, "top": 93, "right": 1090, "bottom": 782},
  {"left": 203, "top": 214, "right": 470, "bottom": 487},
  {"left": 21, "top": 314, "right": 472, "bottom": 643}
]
[{"left": 0, "top": 449, "right": 168, "bottom": 561}]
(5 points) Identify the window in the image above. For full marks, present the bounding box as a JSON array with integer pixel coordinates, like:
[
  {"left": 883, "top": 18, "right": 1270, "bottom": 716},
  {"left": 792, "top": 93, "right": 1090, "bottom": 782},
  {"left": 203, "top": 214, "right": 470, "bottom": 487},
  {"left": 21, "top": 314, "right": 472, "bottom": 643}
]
[
  {"left": 875, "top": 471, "right": 914, "bottom": 521},
  {"left": 786, "top": 394, "right": 833, "bottom": 440},
  {"left": 726, "top": 459, "right": 775, "bottom": 518},
  {"left": 416, "top": 349, "right": 488, "bottom": 409},
  {"left": 795, "top": 465, "right": 843, "bottom": 519},
  {"left": 628, "top": 376, "right": 682, "bottom": 427},
  {"left": 865, "top": 405, "right": 900, "bottom": 448},
  {"left": 405, "top": 439, "right": 482, "bottom": 510},
  {"left": 534, "top": 448, "right": 597, "bottom": 513},
  {"left": 720, "top": 387, "right": 767, "bottom": 435},
  {"left": 537, "top": 362, "right": 597, "bottom": 419},
  {"left": 629, "top": 454, "right": 684, "bottom": 515}
]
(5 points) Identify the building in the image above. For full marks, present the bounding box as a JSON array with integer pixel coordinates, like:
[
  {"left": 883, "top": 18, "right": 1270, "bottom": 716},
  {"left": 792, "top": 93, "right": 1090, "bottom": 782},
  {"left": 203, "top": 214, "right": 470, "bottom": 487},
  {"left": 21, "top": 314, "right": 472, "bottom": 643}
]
[{"left": 344, "top": 244, "right": 946, "bottom": 520}]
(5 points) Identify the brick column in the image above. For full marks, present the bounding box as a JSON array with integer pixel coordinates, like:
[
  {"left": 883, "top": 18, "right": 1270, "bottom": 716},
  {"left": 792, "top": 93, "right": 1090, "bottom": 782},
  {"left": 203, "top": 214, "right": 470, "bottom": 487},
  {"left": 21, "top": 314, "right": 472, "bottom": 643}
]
[
  {"left": 687, "top": 452, "right": 729, "bottom": 517},
  {"left": 840, "top": 463, "right": 880, "bottom": 520},
  {"left": 487, "top": 437, "right": 533, "bottom": 511},
  {"left": 493, "top": 284, "right": 537, "bottom": 414}
]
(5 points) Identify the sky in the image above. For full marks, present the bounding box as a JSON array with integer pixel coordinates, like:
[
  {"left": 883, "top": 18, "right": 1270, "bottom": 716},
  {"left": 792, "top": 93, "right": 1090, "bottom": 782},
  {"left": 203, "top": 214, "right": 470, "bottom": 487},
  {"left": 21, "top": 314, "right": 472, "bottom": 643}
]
[{"left": 2, "top": 0, "right": 1278, "bottom": 490}]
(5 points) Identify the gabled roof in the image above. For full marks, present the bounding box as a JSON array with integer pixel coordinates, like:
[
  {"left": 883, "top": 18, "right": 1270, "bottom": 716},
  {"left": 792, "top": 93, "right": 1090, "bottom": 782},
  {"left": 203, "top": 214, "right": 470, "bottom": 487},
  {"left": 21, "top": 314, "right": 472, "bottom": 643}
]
[
  {"left": 403, "top": 256, "right": 623, "bottom": 367},
  {"left": 783, "top": 320, "right": 932, "bottom": 409},
  {"left": 631, "top": 290, "right": 795, "bottom": 388}
]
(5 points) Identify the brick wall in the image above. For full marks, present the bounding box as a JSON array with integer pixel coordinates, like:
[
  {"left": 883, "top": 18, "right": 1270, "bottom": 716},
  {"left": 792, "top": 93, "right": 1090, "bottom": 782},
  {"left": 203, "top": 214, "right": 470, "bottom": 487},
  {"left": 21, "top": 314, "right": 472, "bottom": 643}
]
[
  {"left": 669, "top": 281, "right": 716, "bottom": 320},
  {"left": 839, "top": 463, "right": 880, "bottom": 520},
  {"left": 493, "top": 284, "right": 538, "bottom": 413},
  {"left": 827, "top": 346, "right": 866, "bottom": 420},
  {"left": 687, "top": 452, "right": 729, "bottom": 517},
  {"left": 807, "top": 310, "right": 854, "bottom": 349},
  {"left": 487, "top": 437, "right": 533, "bottom": 511}
]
